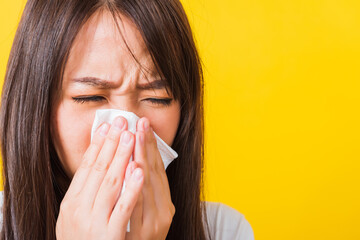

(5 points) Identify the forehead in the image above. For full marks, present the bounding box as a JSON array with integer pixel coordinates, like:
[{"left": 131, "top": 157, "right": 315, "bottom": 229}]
[{"left": 63, "top": 9, "right": 156, "bottom": 85}]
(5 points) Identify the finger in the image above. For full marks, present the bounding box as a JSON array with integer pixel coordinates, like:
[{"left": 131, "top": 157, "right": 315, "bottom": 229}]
[
  {"left": 137, "top": 118, "right": 167, "bottom": 185},
  {"left": 64, "top": 122, "right": 109, "bottom": 200},
  {"left": 147, "top": 127, "right": 169, "bottom": 190},
  {"left": 145, "top": 137, "right": 171, "bottom": 213},
  {"left": 126, "top": 161, "right": 143, "bottom": 233},
  {"left": 137, "top": 118, "right": 158, "bottom": 170},
  {"left": 81, "top": 117, "right": 127, "bottom": 209},
  {"left": 108, "top": 167, "right": 144, "bottom": 238},
  {"left": 92, "top": 130, "right": 135, "bottom": 222},
  {"left": 134, "top": 121, "right": 150, "bottom": 185},
  {"left": 130, "top": 190, "right": 143, "bottom": 234},
  {"left": 134, "top": 129, "right": 157, "bottom": 225},
  {"left": 141, "top": 130, "right": 175, "bottom": 232},
  {"left": 136, "top": 119, "right": 174, "bottom": 222},
  {"left": 152, "top": 129, "right": 173, "bottom": 202},
  {"left": 138, "top": 118, "right": 170, "bottom": 200}
]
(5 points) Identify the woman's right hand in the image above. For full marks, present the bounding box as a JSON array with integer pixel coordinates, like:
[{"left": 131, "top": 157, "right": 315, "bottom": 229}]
[{"left": 56, "top": 116, "right": 144, "bottom": 240}]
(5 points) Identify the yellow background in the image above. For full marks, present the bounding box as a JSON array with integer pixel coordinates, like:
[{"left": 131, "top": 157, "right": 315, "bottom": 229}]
[{"left": 1, "top": 1, "right": 360, "bottom": 239}]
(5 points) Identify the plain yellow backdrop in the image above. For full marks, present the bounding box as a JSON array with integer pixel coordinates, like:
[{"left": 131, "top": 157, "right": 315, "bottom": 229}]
[{"left": 1, "top": 1, "right": 360, "bottom": 239}]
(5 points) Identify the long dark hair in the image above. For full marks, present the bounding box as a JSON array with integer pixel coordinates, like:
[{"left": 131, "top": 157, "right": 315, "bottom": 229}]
[{"left": 0, "top": 0, "right": 209, "bottom": 239}]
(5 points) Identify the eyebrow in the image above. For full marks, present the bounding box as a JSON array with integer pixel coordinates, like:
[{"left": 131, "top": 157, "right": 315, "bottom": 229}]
[{"left": 70, "top": 77, "right": 167, "bottom": 90}]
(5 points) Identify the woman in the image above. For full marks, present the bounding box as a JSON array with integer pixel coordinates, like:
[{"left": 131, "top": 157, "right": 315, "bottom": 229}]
[{"left": 0, "top": 0, "right": 254, "bottom": 239}]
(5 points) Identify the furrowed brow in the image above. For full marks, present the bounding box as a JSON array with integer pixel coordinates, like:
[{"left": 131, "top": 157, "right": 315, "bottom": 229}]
[
  {"left": 71, "top": 77, "right": 117, "bottom": 89},
  {"left": 70, "top": 77, "right": 168, "bottom": 91},
  {"left": 136, "top": 79, "right": 168, "bottom": 90}
]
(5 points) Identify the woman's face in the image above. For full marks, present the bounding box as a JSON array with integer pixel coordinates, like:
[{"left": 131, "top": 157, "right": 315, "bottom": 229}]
[{"left": 50, "top": 10, "right": 181, "bottom": 177}]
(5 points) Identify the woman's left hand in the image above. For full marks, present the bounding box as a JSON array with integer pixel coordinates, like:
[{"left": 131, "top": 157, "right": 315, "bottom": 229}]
[{"left": 125, "top": 117, "right": 175, "bottom": 240}]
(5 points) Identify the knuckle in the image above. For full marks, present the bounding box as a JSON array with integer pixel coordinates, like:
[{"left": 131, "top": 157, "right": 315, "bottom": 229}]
[
  {"left": 170, "top": 203, "right": 176, "bottom": 216},
  {"left": 119, "top": 143, "right": 131, "bottom": 153},
  {"left": 80, "top": 156, "right": 94, "bottom": 169},
  {"left": 167, "top": 212, "right": 174, "bottom": 224},
  {"left": 94, "top": 159, "right": 110, "bottom": 172},
  {"left": 103, "top": 174, "right": 122, "bottom": 188},
  {"left": 106, "top": 131, "right": 120, "bottom": 143},
  {"left": 118, "top": 201, "right": 131, "bottom": 215},
  {"left": 162, "top": 212, "right": 173, "bottom": 226}
]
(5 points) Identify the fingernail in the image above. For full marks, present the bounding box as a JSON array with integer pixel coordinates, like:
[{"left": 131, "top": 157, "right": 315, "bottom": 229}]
[
  {"left": 133, "top": 168, "right": 143, "bottom": 181},
  {"left": 114, "top": 117, "right": 125, "bottom": 130},
  {"left": 120, "top": 131, "right": 132, "bottom": 145},
  {"left": 99, "top": 123, "right": 110, "bottom": 136}
]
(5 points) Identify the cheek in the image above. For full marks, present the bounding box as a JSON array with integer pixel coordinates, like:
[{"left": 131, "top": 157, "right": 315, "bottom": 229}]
[
  {"left": 52, "top": 101, "right": 93, "bottom": 176},
  {"left": 149, "top": 103, "right": 180, "bottom": 147}
]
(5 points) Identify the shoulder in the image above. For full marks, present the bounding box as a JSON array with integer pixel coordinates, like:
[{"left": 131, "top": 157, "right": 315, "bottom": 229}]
[{"left": 202, "top": 201, "right": 254, "bottom": 240}]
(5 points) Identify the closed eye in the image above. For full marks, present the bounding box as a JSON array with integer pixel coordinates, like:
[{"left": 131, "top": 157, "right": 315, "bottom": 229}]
[
  {"left": 72, "top": 96, "right": 173, "bottom": 106},
  {"left": 143, "top": 98, "right": 172, "bottom": 106},
  {"left": 72, "top": 96, "right": 105, "bottom": 104}
]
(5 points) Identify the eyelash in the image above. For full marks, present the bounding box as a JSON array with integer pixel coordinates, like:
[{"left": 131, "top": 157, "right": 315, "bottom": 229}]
[{"left": 72, "top": 96, "right": 173, "bottom": 106}]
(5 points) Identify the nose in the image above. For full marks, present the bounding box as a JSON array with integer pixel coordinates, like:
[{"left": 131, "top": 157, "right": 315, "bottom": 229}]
[{"left": 107, "top": 96, "right": 142, "bottom": 118}]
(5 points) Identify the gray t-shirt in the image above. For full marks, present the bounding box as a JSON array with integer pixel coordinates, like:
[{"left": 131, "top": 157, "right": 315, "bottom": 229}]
[{"left": 0, "top": 191, "right": 254, "bottom": 239}]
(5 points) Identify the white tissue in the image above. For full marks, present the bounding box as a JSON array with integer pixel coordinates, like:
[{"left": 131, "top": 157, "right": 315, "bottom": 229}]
[{"left": 90, "top": 109, "right": 178, "bottom": 232}]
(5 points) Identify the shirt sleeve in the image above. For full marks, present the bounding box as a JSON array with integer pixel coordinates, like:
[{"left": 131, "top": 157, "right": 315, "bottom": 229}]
[{"left": 204, "top": 201, "right": 255, "bottom": 240}]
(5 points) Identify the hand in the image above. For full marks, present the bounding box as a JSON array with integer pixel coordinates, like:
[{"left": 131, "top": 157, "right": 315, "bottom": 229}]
[
  {"left": 56, "top": 117, "right": 144, "bottom": 240},
  {"left": 125, "top": 117, "right": 175, "bottom": 240}
]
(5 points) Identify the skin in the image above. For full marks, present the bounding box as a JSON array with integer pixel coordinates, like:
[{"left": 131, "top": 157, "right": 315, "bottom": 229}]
[{"left": 51, "top": 9, "right": 179, "bottom": 239}]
